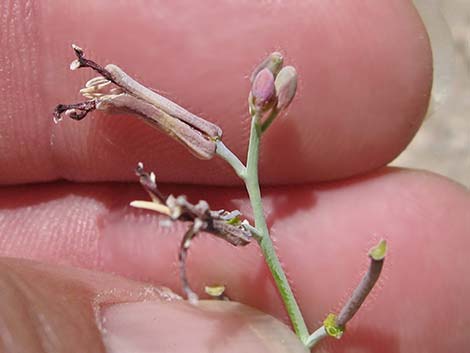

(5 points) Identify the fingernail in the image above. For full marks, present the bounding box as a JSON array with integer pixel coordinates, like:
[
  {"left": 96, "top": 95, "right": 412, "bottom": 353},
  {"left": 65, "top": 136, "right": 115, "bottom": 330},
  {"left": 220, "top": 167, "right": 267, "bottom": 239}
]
[{"left": 101, "top": 301, "right": 308, "bottom": 353}]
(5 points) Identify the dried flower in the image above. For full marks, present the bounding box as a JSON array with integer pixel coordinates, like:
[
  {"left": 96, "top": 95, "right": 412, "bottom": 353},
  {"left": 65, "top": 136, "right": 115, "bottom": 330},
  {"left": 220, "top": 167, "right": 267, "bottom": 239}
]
[
  {"left": 53, "top": 45, "right": 222, "bottom": 160},
  {"left": 130, "top": 164, "right": 252, "bottom": 302}
]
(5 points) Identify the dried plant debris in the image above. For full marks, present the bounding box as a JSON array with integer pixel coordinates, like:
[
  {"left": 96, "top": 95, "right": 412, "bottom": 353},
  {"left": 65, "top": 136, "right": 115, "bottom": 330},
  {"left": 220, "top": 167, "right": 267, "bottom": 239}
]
[{"left": 131, "top": 163, "right": 251, "bottom": 303}]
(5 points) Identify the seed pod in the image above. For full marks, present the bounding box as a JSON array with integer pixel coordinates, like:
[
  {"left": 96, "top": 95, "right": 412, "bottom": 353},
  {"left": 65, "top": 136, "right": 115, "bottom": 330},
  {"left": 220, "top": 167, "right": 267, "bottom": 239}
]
[{"left": 274, "top": 66, "right": 298, "bottom": 110}]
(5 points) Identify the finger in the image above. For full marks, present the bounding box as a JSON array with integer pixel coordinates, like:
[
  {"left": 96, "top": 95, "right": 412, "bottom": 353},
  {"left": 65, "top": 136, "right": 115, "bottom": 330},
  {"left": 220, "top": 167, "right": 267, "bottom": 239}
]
[
  {"left": 0, "top": 257, "right": 305, "bottom": 353},
  {"left": 0, "top": 171, "right": 468, "bottom": 351},
  {"left": 0, "top": 0, "right": 431, "bottom": 184}
]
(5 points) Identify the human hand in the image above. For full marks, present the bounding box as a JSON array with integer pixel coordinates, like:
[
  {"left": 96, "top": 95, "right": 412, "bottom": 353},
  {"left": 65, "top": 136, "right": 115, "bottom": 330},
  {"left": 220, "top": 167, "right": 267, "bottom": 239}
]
[{"left": 0, "top": 1, "right": 468, "bottom": 352}]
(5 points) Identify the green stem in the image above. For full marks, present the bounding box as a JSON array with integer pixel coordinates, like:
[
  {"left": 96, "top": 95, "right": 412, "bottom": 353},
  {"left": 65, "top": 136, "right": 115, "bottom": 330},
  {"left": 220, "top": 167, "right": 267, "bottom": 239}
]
[
  {"left": 244, "top": 113, "right": 309, "bottom": 343},
  {"left": 306, "top": 326, "right": 328, "bottom": 349},
  {"left": 215, "top": 140, "right": 246, "bottom": 179}
]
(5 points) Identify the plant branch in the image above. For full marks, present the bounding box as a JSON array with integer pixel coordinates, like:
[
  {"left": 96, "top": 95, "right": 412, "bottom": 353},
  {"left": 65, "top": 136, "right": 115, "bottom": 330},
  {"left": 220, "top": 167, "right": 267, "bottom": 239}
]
[{"left": 215, "top": 140, "right": 246, "bottom": 179}]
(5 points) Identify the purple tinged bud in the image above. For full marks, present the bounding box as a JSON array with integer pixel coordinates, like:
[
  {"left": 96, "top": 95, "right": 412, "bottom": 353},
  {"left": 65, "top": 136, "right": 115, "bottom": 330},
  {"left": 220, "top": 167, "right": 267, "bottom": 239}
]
[
  {"left": 274, "top": 66, "right": 298, "bottom": 110},
  {"left": 250, "top": 52, "right": 284, "bottom": 83},
  {"left": 251, "top": 68, "right": 276, "bottom": 111}
]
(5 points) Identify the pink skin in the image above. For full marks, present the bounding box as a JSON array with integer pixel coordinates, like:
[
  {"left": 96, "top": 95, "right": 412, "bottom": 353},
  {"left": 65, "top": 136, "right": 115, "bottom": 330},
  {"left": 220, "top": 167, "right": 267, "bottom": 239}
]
[
  {"left": 1, "top": 0, "right": 430, "bottom": 184},
  {"left": 0, "top": 1, "right": 469, "bottom": 352}
]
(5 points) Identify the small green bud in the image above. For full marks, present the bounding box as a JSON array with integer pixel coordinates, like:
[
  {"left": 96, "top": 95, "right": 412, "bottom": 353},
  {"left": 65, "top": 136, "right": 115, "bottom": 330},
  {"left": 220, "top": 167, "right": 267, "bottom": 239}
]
[
  {"left": 250, "top": 52, "right": 284, "bottom": 82},
  {"left": 274, "top": 66, "right": 298, "bottom": 110}
]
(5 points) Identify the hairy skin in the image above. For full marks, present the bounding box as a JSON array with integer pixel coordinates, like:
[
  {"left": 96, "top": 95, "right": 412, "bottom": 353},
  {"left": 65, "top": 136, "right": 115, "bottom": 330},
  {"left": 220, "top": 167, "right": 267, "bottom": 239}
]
[{"left": 0, "top": 1, "right": 469, "bottom": 352}]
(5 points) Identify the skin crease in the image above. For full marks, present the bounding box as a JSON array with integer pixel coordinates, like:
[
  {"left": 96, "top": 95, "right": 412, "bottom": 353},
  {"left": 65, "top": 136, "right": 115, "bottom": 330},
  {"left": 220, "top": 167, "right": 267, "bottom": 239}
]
[
  {"left": 1, "top": 171, "right": 469, "bottom": 353},
  {"left": 0, "top": 0, "right": 469, "bottom": 352}
]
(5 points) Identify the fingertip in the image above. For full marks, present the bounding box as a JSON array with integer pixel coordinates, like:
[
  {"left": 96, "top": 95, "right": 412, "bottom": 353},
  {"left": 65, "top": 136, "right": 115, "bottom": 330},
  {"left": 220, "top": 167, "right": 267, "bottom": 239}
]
[{"left": 101, "top": 301, "right": 308, "bottom": 353}]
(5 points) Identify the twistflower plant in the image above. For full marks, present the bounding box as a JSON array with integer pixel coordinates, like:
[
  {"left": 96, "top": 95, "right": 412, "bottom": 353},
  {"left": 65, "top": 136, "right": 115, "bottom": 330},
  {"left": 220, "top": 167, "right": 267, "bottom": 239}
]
[{"left": 54, "top": 45, "right": 387, "bottom": 350}]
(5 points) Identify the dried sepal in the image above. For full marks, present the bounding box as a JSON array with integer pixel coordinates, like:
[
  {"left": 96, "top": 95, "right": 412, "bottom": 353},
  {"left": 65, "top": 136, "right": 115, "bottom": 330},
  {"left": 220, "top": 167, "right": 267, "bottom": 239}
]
[
  {"left": 53, "top": 100, "right": 97, "bottom": 124},
  {"left": 97, "top": 93, "right": 219, "bottom": 160},
  {"left": 135, "top": 162, "right": 165, "bottom": 203},
  {"left": 69, "top": 44, "right": 116, "bottom": 83},
  {"left": 104, "top": 64, "right": 222, "bottom": 141}
]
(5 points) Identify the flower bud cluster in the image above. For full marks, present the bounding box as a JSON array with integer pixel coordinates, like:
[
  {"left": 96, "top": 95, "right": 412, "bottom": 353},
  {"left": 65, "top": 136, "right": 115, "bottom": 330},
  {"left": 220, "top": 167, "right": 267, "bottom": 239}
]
[{"left": 249, "top": 52, "right": 298, "bottom": 118}]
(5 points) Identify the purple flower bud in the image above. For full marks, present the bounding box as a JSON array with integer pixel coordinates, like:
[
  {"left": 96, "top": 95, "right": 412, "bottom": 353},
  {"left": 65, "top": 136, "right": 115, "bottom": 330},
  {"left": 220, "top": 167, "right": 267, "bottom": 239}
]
[
  {"left": 274, "top": 66, "right": 298, "bottom": 110},
  {"left": 250, "top": 52, "right": 284, "bottom": 83},
  {"left": 251, "top": 68, "right": 275, "bottom": 111}
]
